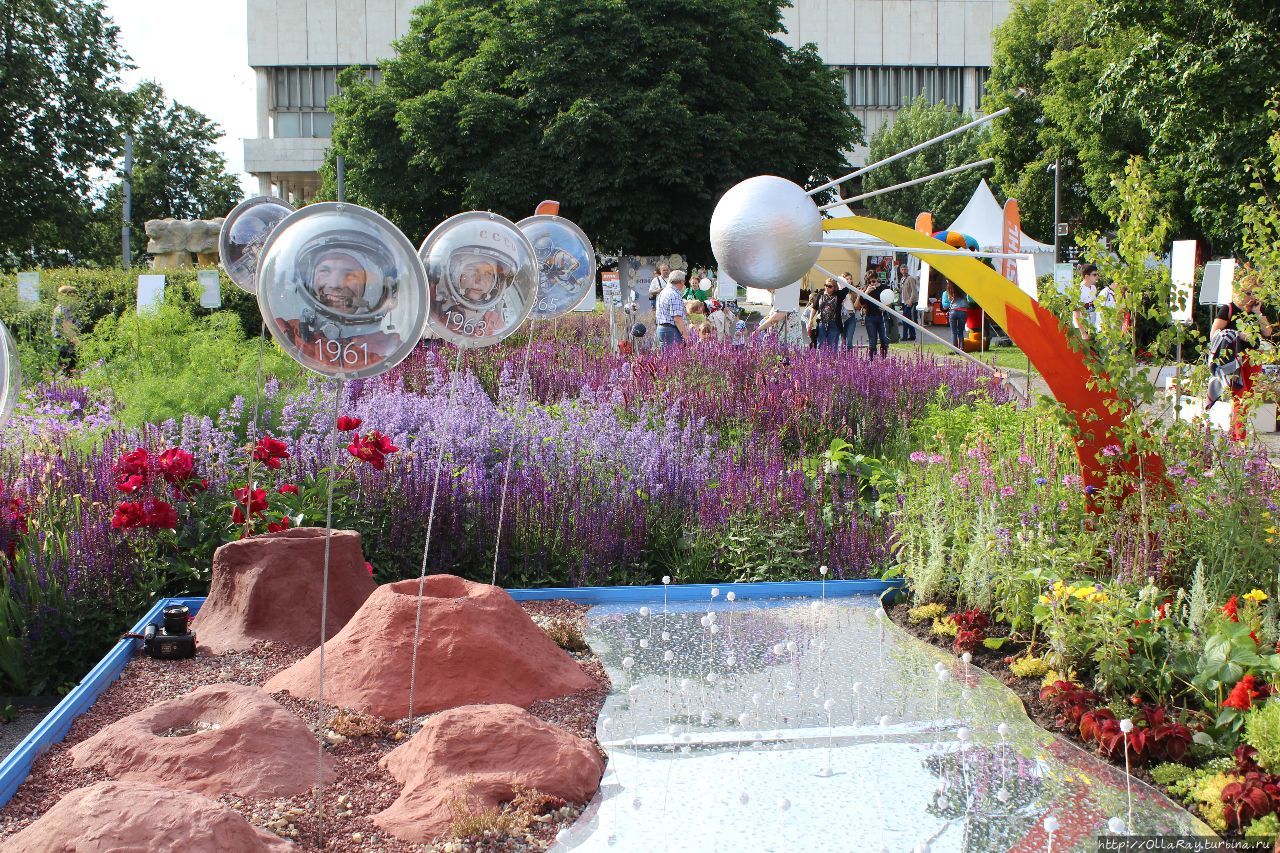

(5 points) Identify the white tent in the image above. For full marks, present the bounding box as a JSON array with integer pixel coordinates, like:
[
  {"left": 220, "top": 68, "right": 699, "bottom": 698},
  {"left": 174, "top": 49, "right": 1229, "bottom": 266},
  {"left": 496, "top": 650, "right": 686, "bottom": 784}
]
[{"left": 944, "top": 179, "right": 1055, "bottom": 277}]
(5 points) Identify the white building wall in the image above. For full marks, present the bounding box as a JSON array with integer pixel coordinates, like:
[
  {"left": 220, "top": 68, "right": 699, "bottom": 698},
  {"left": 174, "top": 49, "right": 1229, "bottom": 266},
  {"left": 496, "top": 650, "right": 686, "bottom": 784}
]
[{"left": 244, "top": 0, "right": 1010, "bottom": 189}]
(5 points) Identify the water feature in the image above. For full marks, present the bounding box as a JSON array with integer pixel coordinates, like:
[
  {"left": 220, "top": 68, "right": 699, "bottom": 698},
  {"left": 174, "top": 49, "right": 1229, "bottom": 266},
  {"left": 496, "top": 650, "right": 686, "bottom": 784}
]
[{"left": 553, "top": 594, "right": 1211, "bottom": 852}]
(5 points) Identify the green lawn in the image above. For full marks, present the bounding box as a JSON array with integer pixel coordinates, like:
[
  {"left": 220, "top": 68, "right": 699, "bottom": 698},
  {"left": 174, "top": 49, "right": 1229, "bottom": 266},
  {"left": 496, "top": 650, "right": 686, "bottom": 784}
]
[{"left": 890, "top": 339, "right": 1031, "bottom": 372}]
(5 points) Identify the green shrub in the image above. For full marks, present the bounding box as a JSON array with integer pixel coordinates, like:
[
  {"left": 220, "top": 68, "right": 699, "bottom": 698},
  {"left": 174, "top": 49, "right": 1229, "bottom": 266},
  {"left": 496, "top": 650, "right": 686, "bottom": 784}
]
[
  {"left": 1149, "top": 763, "right": 1195, "bottom": 787},
  {"left": 1, "top": 266, "right": 262, "bottom": 382},
  {"left": 1245, "top": 813, "right": 1280, "bottom": 840},
  {"left": 79, "top": 304, "right": 304, "bottom": 426},
  {"left": 1245, "top": 701, "right": 1280, "bottom": 772}
]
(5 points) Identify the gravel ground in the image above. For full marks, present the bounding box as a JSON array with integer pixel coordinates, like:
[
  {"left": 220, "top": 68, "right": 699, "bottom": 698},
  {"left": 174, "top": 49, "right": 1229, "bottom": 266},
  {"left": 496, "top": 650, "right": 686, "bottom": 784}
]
[{"left": 0, "top": 600, "right": 609, "bottom": 852}]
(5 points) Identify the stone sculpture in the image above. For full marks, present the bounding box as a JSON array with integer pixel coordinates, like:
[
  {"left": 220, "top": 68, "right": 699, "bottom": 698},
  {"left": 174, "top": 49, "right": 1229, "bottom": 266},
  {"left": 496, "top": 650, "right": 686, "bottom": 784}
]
[{"left": 144, "top": 217, "right": 225, "bottom": 269}]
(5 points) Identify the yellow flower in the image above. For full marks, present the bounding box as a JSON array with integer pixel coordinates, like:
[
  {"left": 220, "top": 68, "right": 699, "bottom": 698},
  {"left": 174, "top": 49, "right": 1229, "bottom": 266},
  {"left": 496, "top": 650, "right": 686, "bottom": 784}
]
[
  {"left": 1244, "top": 589, "right": 1269, "bottom": 603},
  {"left": 1266, "top": 526, "right": 1277, "bottom": 536}
]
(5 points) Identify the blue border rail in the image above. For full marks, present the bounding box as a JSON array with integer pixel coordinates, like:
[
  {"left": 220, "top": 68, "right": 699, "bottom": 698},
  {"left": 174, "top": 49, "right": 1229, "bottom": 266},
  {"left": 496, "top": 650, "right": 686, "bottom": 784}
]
[{"left": 0, "top": 578, "right": 900, "bottom": 807}]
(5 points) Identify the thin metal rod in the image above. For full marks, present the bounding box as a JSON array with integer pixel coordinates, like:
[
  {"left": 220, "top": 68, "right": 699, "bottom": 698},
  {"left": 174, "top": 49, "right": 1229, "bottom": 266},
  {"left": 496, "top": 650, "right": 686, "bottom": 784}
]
[
  {"left": 491, "top": 319, "right": 540, "bottom": 586},
  {"left": 315, "top": 379, "right": 344, "bottom": 849},
  {"left": 814, "top": 263, "right": 1027, "bottom": 403},
  {"left": 818, "top": 158, "right": 995, "bottom": 210},
  {"left": 808, "top": 107, "right": 1009, "bottom": 197},
  {"left": 407, "top": 345, "right": 465, "bottom": 733},
  {"left": 809, "top": 241, "right": 1028, "bottom": 261}
]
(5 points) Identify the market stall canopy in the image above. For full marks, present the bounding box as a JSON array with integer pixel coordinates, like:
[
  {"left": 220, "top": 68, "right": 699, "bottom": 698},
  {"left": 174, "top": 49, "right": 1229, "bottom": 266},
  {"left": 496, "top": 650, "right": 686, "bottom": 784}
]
[{"left": 944, "top": 179, "right": 1054, "bottom": 277}]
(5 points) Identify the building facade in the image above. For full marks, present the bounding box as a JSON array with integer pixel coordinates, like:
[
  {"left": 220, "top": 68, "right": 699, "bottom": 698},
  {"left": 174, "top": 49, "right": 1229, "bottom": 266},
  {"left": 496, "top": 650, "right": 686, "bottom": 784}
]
[{"left": 244, "top": 0, "right": 1010, "bottom": 201}]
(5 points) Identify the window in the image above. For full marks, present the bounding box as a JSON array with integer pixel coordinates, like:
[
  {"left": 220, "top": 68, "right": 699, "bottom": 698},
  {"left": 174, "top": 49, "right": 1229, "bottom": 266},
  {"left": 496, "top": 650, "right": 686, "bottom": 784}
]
[
  {"left": 842, "top": 66, "right": 982, "bottom": 110},
  {"left": 268, "top": 66, "right": 376, "bottom": 138}
]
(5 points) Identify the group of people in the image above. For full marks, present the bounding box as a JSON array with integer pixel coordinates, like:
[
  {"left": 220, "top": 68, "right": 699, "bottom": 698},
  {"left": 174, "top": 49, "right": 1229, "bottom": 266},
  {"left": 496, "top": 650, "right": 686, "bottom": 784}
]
[
  {"left": 800, "top": 264, "right": 921, "bottom": 358},
  {"left": 650, "top": 267, "right": 737, "bottom": 350}
]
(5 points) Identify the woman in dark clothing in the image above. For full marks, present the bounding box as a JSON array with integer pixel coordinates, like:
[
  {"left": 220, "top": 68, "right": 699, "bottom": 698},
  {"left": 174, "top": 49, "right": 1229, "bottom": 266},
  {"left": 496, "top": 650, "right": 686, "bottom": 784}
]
[{"left": 1211, "top": 274, "right": 1272, "bottom": 441}]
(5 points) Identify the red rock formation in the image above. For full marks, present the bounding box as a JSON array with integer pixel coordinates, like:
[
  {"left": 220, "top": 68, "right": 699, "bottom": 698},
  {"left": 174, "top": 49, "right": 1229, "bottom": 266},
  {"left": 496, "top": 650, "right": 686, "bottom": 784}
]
[
  {"left": 196, "top": 527, "right": 375, "bottom": 653},
  {"left": 1, "top": 781, "right": 293, "bottom": 852},
  {"left": 264, "top": 575, "right": 596, "bottom": 719},
  {"left": 373, "top": 703, "right": 604, "bottom": 843},
  {"left": 68, "top": 683, "right": 333, "bottom": 798}
]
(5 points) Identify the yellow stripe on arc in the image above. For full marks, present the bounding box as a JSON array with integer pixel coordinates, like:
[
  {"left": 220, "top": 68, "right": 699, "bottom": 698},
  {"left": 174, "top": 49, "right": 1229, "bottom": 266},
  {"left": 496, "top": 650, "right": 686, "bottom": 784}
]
[{"left": 822, "top": 215, "right": 1039, "bottom": 330}]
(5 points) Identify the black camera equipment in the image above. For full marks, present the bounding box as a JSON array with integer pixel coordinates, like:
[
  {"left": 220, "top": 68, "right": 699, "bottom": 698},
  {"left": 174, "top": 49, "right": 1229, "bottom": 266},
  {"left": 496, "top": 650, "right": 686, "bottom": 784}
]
[{"left": 122, "top": 605, "right": 197, "bottom": 660}]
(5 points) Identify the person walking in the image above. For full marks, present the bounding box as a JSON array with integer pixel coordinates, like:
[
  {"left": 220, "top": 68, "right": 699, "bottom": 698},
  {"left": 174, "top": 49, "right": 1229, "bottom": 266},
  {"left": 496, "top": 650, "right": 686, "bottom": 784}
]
[
  {"left": 897, "top": 263, "right": 919, "bottom": 342},
  {"left": 814, "top": 278, "right": 844, "bottom": 349},
  {"left": 51, "top": 285, "right": 82, "bottom": 373},
  {"left": 942, "top": 280, "right": 970, "bottom": 350},
  {"left": 840, "top": 271, "right": 860, "bottom": 351},
  {"left": 1211, "top": 273, "right": 1272, "bottom": 441},
  {"left": 655, "top": 269, "right": 690, "bottom": 350},
  {"left": 857, "top": 271, "right": 890, "bottom": 360}
]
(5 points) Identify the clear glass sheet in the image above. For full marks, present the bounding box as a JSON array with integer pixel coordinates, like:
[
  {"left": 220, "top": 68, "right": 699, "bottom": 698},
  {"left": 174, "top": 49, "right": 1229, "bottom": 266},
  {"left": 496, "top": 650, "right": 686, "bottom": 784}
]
[{"left": 553, "top": 595, "right": 1211, "bottom": 852}]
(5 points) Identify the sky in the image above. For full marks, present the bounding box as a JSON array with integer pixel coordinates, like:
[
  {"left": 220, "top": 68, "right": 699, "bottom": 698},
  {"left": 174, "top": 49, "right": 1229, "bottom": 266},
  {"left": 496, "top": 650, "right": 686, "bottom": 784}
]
[{"left": 104, "top": 0, "right": 257, "bottom": 195}]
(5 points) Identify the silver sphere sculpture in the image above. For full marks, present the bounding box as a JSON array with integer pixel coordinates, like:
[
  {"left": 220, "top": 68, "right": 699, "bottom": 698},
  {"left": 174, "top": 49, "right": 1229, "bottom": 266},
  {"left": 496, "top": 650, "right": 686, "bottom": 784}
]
[{"left": 710, "top": 175, "right": 822, "bottom": 290}]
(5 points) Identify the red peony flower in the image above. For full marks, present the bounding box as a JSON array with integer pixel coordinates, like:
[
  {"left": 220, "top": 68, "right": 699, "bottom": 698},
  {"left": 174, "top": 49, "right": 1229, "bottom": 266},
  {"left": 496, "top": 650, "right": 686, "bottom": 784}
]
[
  {"left": 1223, "top": 596, "right": 1240, "bottom": 622},
  {"left": 1224, "top": 675, "right": 1263, "bottom": 711},
  {"left": 347, "top": 431, "right": 399, "bottom": 471},
  {"left": 111, "top": 502, "right": 147, "bottom": 530},
  {"left": 146, "top": 500, "right": 178, "bottom": 530},
  {"left": 336, "top": 416, "right": 362, "bottom": 432},
  {"left": 117, "top": 447, "right": 149, "bottom": 476},
  {"left": 232, "top": 486, "right": 268, "bottom": 525},
  {"left": 277, "top": 484, "right": 299, "bottom": 495},
  {"left": 266, "top": 516, "right": 292, "bottom": 534},
  {"left": 252, "top": 435, "right": 290, "bottom": 470},
  {"left": 157, "top": 448, "right": 194, "bottom": 484}
]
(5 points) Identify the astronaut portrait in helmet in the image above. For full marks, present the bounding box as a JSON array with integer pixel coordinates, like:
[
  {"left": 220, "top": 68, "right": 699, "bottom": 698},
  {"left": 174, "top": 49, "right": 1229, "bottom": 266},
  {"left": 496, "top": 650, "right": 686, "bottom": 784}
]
[
  {"left": 432, "top": 241, "right": 520, "bottom": 339},
  {"left": 223, "top": 203, "right": 290, "bottom": 285},
  {"left": 273, "top": 231, "right": 404, "bottom": 374}
]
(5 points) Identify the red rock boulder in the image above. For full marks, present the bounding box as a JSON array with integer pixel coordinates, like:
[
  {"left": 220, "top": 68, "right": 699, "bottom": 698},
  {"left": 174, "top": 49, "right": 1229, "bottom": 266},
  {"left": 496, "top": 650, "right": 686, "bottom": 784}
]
[
  {"left": 0, "top": 780, "right": 292, "bottom": 853},
  {"left": 373, "top": 703, "right": 604, "bottom": 843},
  {"left": 68, "top": 683, "right": 333, "bottom": 798},
  {"left": 264, "top": 575, "right": 596, "bottom": 719},
  {"left": 196, "top": 526, "right": 376, "bottom": 653}
]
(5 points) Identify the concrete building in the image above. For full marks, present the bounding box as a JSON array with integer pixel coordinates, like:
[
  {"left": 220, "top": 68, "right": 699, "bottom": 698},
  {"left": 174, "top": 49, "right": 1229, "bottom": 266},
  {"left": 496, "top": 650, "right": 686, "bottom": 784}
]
[{"left": 244, "top": 0, "right": 1010, "bottom": 201}]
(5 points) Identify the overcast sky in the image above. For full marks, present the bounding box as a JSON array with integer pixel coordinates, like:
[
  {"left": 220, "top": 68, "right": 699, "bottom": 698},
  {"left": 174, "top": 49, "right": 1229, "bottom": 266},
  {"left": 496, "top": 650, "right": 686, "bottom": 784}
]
[{"left": 105, "top": 0, "right": 257, "bottom": 194}]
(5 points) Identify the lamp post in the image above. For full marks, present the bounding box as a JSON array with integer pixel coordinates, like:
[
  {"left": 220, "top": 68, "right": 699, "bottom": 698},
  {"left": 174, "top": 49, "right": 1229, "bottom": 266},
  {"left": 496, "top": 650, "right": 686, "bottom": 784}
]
[
  {"left": 122, "top": 132, "right": 133, "bottom": 269},
  {"left": 1049, "top": 158, "right": 1061, "bottom": 265}
]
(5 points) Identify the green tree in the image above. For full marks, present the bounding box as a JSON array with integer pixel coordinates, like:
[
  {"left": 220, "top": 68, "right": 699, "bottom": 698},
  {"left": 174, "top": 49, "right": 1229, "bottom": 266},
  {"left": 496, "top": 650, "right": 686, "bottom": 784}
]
[
  {"left": 861, "top": 96, "right": 987, "bottom": 227},
  {"left": 93, "top": 81, "right": 242, "bottom": 262},
  {"left": 325, "top": 0, "right": 861, "bottom": 261},
  {"left": 0, "top": 0, "right": 129, "bottom": 268}
]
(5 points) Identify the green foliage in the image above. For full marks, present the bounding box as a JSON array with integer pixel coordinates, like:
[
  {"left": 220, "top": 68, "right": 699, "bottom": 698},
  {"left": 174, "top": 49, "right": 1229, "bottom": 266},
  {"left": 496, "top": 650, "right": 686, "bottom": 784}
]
[
  {"left": 907, "top": 602, "right": 946, "bottom": 623},
  {"left": 325, "top": 0, "right": 861, "bottom": 262},
  {"left": 1245, "top": 813, "right": 1280, "bottom": 840},
  {"left": 1150, "top": 762, "right": 1195, "bottom": 787},
  {"left": 0, "top": 0, "right": 129, "bottom": 268},
  {"left": 95, "top": 82, "right": 242, "bottom": 263},
  {"left": 863, "top": 96, "right": 989, "bottom": 227},
  {"left": 79, "top": 304, "right": 304, "bottom": 427},
  {"left": 1244, "top": 700, "right": 1280, "bottom": 773},
  {"left": 985, "top": 0, "right": 1280, "bottom": 253},
  {"left": 0, "top": 266, "right": 264, "bottom": 382}
]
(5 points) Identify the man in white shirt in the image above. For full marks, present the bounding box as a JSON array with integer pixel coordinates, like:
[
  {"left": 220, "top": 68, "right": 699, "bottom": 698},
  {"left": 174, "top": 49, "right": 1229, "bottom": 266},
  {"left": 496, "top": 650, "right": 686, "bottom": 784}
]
[
  {"left": 655, "top": 270, "right": 690, "bottom": 350},
  {"left": 648, "top": 263, "right": 670, "bottom": 313}
]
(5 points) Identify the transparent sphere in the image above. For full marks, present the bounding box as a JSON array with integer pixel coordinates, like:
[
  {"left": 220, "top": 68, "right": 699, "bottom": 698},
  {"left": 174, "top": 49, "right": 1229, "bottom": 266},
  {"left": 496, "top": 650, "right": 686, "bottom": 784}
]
[
  {"left": 0, "top": 321, "right": 19, "bottom": 431},
  {"left": 220, "top": 195, "right": 294, "bottom": 293},
  {"left": 258, "top": 202, "right": 429, "bottom": 380},
  {"left": 516, "top": 214, "right": 596, "bottom": 319},
  {"left": 421, "top": 211, "right": 537, "bottom": 348}
]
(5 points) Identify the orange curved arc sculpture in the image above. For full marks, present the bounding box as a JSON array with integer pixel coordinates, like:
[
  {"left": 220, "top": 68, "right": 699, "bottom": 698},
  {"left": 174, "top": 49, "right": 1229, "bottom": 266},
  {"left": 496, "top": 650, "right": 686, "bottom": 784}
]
[{"left": 825, "top": 215, "right": 1163, "bottom": 493}]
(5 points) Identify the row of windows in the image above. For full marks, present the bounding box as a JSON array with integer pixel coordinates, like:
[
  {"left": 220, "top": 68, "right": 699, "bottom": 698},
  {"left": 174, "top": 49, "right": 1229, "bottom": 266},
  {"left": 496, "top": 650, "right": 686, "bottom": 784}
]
[
  {"left": 840, "top": 66, "right": 988, "bottom": 111},
  {"left": 268, "top": 66, "right": 382, "bottom": 139}
]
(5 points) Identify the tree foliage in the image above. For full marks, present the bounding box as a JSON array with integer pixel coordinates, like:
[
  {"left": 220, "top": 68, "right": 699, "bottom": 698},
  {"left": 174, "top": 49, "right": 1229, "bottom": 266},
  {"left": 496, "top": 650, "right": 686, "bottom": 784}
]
[
  {"left": 862, "top": 96, "right": 987, "bottom": 228},
  {"left": 984, "top": 0, "right": 1280, "bottom": 253},
  {"left": 0, "top": 0, "right": 128, "bottom": 268},
  {"left": 325, "top": 0, "right": 862, "bottom": 260},
  {"left": 97, "top": 81, "right": 242, "bottom": 261}
]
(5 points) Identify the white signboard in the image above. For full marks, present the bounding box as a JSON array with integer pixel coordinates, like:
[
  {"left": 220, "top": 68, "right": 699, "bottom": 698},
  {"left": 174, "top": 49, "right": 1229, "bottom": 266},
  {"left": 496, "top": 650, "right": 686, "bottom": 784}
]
[
  {"left": 1198, "top": 261, "right": 1222, "bottom": 305},
  {"left": 772, "top": 280, "right": 801, "bottom": 313},
  {"left": 1053, "top": 263, "right": 1074, "bottom": 294},
  {"left": 1170, "top": 240, "right": 1195, "bottom": 323},
  {"left": 716, "top": 268, "right": 737, "bottom": 301},
  {"left": 197, "top": 270, "right": 222, "bottom": 309},
  {"left": 572, "top": 284, "right": 596, "bottom": 312},
  {"left": 1219, "top": 258, "right": 1236, "bottom": 307},
  {"left": 916, "top": 262, "right": 930, "bottom": 310},
  {"left": 745, "top": 286, "right": 771, "bottom": 306},
  {"left": 16, "top": 272, "right": 39, "bottom": 304},
  {"left": 1015, "top": 257, "right": 1039, "bottom": 300},
  {"left": 137, "top": 275, "right": 166, "bottom": 314}
]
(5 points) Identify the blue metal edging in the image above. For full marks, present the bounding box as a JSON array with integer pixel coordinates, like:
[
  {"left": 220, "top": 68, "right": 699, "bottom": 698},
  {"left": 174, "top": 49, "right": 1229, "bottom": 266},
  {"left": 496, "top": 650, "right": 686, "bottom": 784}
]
[
  {"left": 0, "top": 596, "right": 204, "bottom": 808},
  {"left": 506, "top": 578, "right": 903, "bottom": 604},
  {"left": 0, "top": 578, "right": 902, "bottom": 807}
]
